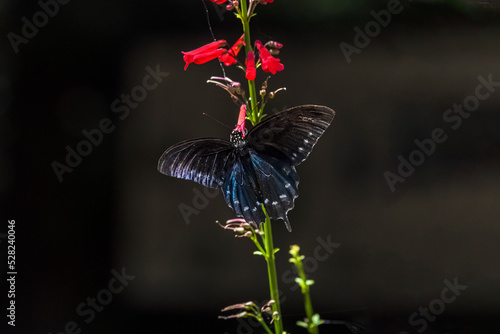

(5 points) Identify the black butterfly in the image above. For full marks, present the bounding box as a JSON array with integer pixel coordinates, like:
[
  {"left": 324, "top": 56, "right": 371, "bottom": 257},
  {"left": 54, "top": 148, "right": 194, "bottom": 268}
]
[{"left": 157, "top": 105, "right": 335, "bottom": 231}]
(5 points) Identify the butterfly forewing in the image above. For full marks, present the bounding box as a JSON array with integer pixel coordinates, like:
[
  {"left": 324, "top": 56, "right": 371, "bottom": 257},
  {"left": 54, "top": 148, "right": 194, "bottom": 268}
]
[
  {"left": 158, "top": 138, "right": 234, "bottom": 188},
  {"left": 247, "top": 105, "right": 335, "bottom": 166}
]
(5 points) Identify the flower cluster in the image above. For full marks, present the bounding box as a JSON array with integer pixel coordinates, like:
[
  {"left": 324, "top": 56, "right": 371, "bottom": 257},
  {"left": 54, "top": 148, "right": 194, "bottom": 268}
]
[
  {"left": 182, "top": 0, "right": 284, "bottom": 126},
  {"left": 217, "top": 218, "right": 261, "bottom": 238},
  {"left": 182, "top": 36, "right": 244, "bottom": 70},
  {"left": 182, "top": 35, "right": 283, "bottom": 80},
  {"left": 219, "top": 300, "right": 277, "bottom": 326}
]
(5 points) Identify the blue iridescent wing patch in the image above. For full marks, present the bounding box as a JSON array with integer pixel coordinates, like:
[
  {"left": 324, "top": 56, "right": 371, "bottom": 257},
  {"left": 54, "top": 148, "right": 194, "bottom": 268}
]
[{"left": 222, "top": 150, "right": 299, "bottom": 231}]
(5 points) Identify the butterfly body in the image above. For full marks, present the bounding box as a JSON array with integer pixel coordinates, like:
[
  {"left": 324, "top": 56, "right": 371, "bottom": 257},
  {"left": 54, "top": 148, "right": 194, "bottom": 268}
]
[{"left": 158, "top": 105, "right": 335, "bottom": 231}]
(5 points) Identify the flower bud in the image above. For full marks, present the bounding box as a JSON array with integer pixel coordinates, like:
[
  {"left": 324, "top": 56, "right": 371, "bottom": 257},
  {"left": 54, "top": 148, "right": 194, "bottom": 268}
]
[
  {"left": 265, "top": 41, "right": 283, "bottom": 49},
  {"left": 266, "top": 41, "right": 283, "bottom": 56}
]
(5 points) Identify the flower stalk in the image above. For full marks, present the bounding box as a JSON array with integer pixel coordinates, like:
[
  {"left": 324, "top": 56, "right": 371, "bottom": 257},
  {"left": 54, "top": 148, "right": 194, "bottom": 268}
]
[
  {"left": 289, "top": 245, "right": 323, "bottom": 334},
  {"left": 238, "top": 0, "right": 260, "bottom": 125},
  {"left": 219, "top": 301, "right": 274, "bottom": 334},
  {"left": 218, "top": 212, "right": 284, "bottom": 334},
  {"left": 186, "top": 2, "right": 288, "bottom": 333},
  {"left": 262, "top": 207, "right": 284, "bottom": 334}
]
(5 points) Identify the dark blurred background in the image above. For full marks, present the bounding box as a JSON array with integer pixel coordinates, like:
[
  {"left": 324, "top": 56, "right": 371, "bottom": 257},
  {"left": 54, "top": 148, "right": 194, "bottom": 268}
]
[{"left": 1, "top": 0, "right": 500, "bottom": 333}]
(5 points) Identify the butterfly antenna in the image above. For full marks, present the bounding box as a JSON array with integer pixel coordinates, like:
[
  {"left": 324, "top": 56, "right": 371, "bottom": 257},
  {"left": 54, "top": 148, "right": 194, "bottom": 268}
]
[
  {"left": 203, "top": 113, "right": 231, "bottom": 130},
  {"left": 201, "top": 0, "right": 227, "bottom": 79}
]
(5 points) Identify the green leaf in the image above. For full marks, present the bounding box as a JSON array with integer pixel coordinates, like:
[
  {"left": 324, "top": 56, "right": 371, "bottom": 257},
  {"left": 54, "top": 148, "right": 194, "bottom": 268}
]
[
  {"left": 306, "top": 279, "right": 315, "bottom": 286},
  {"left": 295, "top": 277, "right": 304, "bottom": 285},
  {"left": 253, "top": 251, "right": 263, "bottom": 256},
  {"left": 296, "top": 321, "right": 308, "bottom": 328},
  {"left": 312, "top": 313, "right": 322, "bottom": 325}
]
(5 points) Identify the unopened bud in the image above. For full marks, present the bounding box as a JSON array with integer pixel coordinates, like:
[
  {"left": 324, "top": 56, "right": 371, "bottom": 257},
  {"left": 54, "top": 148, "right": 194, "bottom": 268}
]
[
  {"left": 261, "top": 78, "right": 268, "bottom": 90},
  {"left": 265, "top": 41, "right": 283, "bottom": 49},
  {"left": 231, "top": 95, "right": 240, "bottom": 104},
  {"left": 230, "top": 81, "right": 242, "bottom": 95},
  {"left": 270, "top": 49, "right": 280, "bottom": 56},
  {"left": 270, "top": 87, "right": 286, "bottom": 99}
]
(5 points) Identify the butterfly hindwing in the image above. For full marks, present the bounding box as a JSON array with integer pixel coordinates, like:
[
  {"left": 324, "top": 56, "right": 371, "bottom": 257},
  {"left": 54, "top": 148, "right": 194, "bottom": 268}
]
[
  {"left": 158, "top": 138, "right": 234, "bottom": 188},
  {"left": 248, "top": 151, "right": 299, "bottom": 231},
  {"left": 222, "top": 150, "right": 299, "bottom": 231},
  {"left": 246, "top": 105, "right": 335, "bottom": 166}
]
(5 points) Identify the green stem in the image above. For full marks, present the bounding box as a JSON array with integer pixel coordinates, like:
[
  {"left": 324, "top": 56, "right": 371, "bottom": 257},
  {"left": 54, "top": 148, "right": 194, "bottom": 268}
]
[
  {"left": 239, "top": 0, "right": 259, "bottom": 125},
  {"left": 254, "top": 315, "right": 274, "bottom": 334},
  {"left": 290, "top": 246, "right": 319, "bottom": 334},
  {"left": 300, "top": 272, "right": 317, "bottom": 334},
  {"left": 239, "top": 2, "right": 282, "bottom": 331},
  {"left": 262, "top": 209, "right": 283, "bottom": 334}
]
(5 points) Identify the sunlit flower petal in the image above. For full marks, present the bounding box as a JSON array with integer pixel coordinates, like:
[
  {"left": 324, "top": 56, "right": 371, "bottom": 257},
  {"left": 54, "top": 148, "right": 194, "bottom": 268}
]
[
  {"left": 255, "top": 40, "right": 284, "bottom": 74},
  {"left": 245, "top": 51, "right": 256, "bottom": 80},
  {"left": 219, "top": 35, "right": 245, "bottom": 66},
  {"left": 182, "top": 40, "right": 226, "bottom": 70}
]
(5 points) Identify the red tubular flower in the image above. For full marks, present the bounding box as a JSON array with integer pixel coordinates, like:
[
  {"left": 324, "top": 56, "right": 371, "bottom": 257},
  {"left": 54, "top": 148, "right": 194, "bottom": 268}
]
[
  {"left": 255, "top": 40, "right": 284, "bottom": 74},
  {"left": 245, "top": 51, "right": 256, "bottom": 81},
  {"left": 219, "top": 34, "right": 245, "bottom": 66},
  {"left": 182, "top": 40, "right": 226, "bottom": 70},
  {"left": 210, "top": 0, "right": 227, "bottom": 4},
  {"left": 234, "top": 104, "right": 247, "bottom": 134}
]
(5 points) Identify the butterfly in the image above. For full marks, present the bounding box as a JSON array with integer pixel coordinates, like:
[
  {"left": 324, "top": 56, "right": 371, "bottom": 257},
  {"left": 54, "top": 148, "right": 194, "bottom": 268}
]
[{"left": 157, "top": 105, "right": 335, "bottom": 231}]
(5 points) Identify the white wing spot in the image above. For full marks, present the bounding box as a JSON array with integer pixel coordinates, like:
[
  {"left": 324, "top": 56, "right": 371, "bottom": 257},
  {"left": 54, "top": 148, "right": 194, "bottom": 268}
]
[
  {"left": 285, "top": 183, "right": 291, "bottom": 188},
  {"left": 279, "top": 194, "right": 287, "bottom": 199},
  {"left": 264, "top": 199, "right": 270, "bottom": 204},
  {"left": 252, "top": 207, "right": 257, "bottom": 212},
  {"left": 243, "top": 206, "right": 249, "bottom": 211},
  {"left": 298, "top": 147, "right": 304, "bottom": 151},
  {"left": 304, "top": 139, "right": 309, "bottom": 144},
  {"left": 308, "top": 132, "right": 313, "bottom": 136},
  {"left": 256, "top": 201, "right": 261, "bottom": 205},
  {"left": 233, "top": 200, "right": 240, "bottom": 205},
  {"left": 272, "top": 201, "right": 278, "bottom": 205}
]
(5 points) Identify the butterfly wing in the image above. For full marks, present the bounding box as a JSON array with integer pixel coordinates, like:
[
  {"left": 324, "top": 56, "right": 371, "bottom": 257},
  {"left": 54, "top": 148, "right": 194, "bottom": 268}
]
[
  {"left": 246, "top": 105, "right": 335, "bottom": 166},
  {"left": 157, "top": 138, "right": 234, "bottom": 188},
  {"left": 222, "top": 150, "right": 299, "bottom": 232}
]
